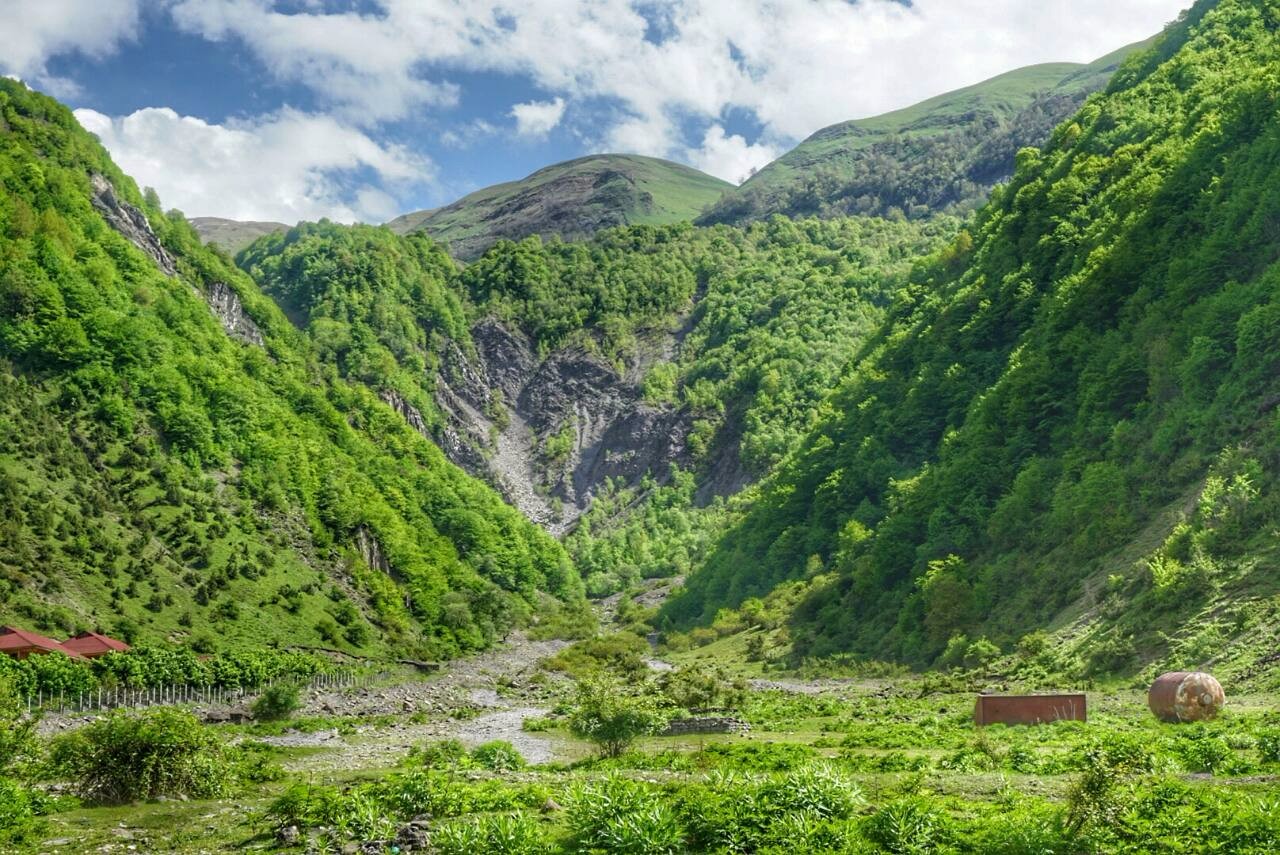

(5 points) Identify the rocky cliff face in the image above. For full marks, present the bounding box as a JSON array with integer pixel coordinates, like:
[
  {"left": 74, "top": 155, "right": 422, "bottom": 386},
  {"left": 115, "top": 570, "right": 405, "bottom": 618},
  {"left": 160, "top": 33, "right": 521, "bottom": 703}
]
[
  {"left": 90, "top": 174, "right": 178, "bottom": 276},
  {"left": 90, "top": 175, "right": 266, "bottom": 348},
  {"left": 431, "top": 319, "right": 694, "bottom": 534}
]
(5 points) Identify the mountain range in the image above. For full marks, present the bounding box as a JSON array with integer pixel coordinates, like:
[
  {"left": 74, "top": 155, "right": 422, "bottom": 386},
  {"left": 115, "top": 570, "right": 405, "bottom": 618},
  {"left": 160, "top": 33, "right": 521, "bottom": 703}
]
[{"left": 7, "top": 0, "right": 1280, "bottom": 688}]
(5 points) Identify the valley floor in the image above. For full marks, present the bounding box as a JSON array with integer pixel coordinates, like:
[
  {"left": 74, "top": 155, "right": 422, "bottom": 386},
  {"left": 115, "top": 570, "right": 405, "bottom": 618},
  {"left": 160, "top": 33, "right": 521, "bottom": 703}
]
[{"left": 15, "top": 626, "right": 1280, "bottom": 854}]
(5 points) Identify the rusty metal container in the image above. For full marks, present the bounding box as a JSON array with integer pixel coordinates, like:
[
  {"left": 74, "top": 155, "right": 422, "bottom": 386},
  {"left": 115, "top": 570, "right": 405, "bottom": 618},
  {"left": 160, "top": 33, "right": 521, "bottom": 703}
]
[
  {"left": 1148, "top": 671, "right": 1224, "bottom": 723},
  {"left": 974, "top": 694, "right": 1087, "bottom": 726}
]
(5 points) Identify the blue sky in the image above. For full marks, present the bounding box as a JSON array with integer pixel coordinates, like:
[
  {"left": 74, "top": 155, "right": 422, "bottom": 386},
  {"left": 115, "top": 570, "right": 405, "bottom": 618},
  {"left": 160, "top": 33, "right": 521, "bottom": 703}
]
[{"left": 2, "top": 0, "right": 1191, "bottom": 224}]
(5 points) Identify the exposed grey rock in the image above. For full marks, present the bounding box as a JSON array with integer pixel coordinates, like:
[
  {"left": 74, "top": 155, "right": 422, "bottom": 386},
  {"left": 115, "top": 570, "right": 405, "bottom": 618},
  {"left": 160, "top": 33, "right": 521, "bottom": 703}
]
[
  {"left": 378, "top": 389, "right": 430, "bottom": 436},
  {"left": 206, "top": 281, "right": 264, "bottom": 345},
  {"left": 354, "top": 526, "right": 393, "bottom": 577},
  {"left": 89, "top": 175, "right": 267, "bottom": 349},
  {"left": 395, "top": 817, "right": 431, "bottom": 852},
  {"left": 429, "top": 318, "right": 696, "bottom": 534},
  {"left": 89, "top": 174, "right": 177, "bottom": 276}
]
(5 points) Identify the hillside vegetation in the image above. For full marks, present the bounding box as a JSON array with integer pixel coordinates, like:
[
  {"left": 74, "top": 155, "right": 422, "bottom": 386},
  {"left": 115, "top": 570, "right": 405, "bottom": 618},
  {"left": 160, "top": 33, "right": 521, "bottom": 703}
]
[
  {"left": 665, "top": 0, "right": 1280, "bottom": 681},
  {"left": 701, "top": 41, "right": 1148, "bottom": 226},
  {"left": 386, "top": 154, "right": 731, "bottom": 259},
  {"left": 0, "top": 79, "right": 579, "bottom": 660}
]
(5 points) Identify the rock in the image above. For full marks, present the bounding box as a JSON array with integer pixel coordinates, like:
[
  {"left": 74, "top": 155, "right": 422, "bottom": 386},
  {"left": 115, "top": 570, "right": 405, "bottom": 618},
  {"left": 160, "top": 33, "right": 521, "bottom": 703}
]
[
  {"left": 427, "top": 318, "right": 699, "bottom": 535},
  {"left": 277, "top": 825, "right": 300, "bottom": 846},
  {"left": 89, "top": 174, "right": 177, "bottom": 276},
  {"left": 206, "top": 281, "right": 264, "bottom": 346},
  {"left": 395, "top": 817, "right": 431, "bottom": 852}
]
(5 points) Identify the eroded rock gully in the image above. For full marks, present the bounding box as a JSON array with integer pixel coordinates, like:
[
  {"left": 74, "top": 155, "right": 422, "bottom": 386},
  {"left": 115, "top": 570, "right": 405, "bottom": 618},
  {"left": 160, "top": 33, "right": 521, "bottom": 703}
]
[{"left": 431, "top": 319, "right": 694, "bottom": 535}]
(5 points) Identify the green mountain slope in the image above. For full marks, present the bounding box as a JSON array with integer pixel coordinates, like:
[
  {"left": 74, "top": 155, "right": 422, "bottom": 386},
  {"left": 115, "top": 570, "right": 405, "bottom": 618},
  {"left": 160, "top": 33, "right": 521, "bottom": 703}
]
[
  {"left": 665, "top": 0, "right": 1280, "bottom": 681},
  {"left": 0, "top": 79, "right": 579, "bottom": 659},
  {"left": 386, "top": 154, "right": 732, "bottom": 260},
  {"left": 189, "top": 216, "right": 290, "bottom": 256},
  {"left": 700, "top": 40, "right": 1151, "bottom": 226}
]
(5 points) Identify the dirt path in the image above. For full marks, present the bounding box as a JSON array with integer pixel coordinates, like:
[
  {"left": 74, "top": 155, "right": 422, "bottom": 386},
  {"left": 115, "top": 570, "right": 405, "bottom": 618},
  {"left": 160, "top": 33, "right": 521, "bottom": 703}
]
[{"left": 265, "top": 633, "right": 572, "bottom": 772}]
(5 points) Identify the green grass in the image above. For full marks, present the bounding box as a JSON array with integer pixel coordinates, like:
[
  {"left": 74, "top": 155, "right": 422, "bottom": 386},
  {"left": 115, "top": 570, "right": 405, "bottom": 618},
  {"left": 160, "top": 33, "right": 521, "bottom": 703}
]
[
  {"left": 17, "top": 676, "right": 1280, "bottom": 853},
  {"left": 386, "top": 154, "right": 731, "bottom": 258}
]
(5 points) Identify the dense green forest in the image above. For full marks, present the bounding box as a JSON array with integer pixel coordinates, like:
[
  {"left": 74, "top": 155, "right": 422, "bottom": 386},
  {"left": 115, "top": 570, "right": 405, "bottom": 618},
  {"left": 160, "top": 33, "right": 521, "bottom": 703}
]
[
  {"left": 664, "top": 0, "right": 1280, "bottom": 672},
  {"left": 0, "top": 79, "right": 578, "bottom": 659},
  {"left": 236, "top": 212, "right": 953, "bottom": 599}
]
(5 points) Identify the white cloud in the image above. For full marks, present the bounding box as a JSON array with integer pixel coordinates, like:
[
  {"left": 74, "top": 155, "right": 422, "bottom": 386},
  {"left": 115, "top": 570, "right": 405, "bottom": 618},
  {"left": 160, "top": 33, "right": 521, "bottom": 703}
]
[
  {"left": 160, "top": 0, "right": 1190, "bottom": 160},
  {"left": 74, "top": 106, "right": 431, "bottom": 223},
  {"left": 510, "top": 97, "right": 566, "bottom": 139},
  {"left": 689, "top": 125, "right": 779, "bottom": 185},
  {"left": 0, "top": 0, "right": 140, "bottom": 97}
]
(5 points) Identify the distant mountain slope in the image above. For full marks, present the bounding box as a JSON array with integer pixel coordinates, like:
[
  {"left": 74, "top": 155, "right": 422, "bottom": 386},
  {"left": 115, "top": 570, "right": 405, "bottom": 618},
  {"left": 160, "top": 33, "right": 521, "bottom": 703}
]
[
  {"left": 700, "top": 40, "right": 1151, "bottom": 226},
  {"left": 386, "top": 154, "right": 732, "bottom": 260},
  {"left": 189, "top": 216, "right": 290, "bottom": 255}
]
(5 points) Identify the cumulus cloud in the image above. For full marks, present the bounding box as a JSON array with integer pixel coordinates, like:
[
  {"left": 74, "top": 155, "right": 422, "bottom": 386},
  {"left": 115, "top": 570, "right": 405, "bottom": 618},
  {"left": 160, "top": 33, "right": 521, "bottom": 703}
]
[
  {"left": 160, "top": 0, "right": 1189, "bottom": 157},
  {"left": 689, "top": 125, "right": 779, "bottom": 185},
  {"left": 511, "top": 97, "right": 566, "bottom": 139},
  {"left": 0, "top": 0, "right": 140, "bottom": 97},
  {"left": 74, "top": 106, "right": 431, "bottom": 223}
]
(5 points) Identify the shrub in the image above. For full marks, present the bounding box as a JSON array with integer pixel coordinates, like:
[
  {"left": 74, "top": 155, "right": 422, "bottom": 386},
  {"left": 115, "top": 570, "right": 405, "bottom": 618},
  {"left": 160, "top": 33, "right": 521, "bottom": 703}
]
[
  {"left": 761, "top": 763, "right": 864, "bottom": 819},
  {"left": 568, "top": 675, "right": 667, "bottom": 758},
  {"left": 567, "top": 776, "right": 683, "bottom": 855},
  {"left": 1064, "top": 734, "right": 1154, "bottom": 836},
  {"left": 0, "top": 776, "right": 41, "bottom": 844},
  {"left": 434, "top": 812, "right": 549, "bottom": 855},
  {"left": 862, "top": 797, "right": 953, "bottom": 854},
  {"left": 52, "top": 707, "right": 229, "bottom": 804},
  {"left": 1257, "top": 728, "right": 1280, "bottom": 764},
  {"left": 251, "top": 682, "right": 302, "bottom": 722},
  {"left": 543, "top": 632, "right": 649, "bottom": 679},
  {"left": 0, "top": 675, "right": 38, "bottom": 776},
  {"left": 409, "top": 739, "right": 469, "bottom": 770},
  {"left": 471, "top": 740, "right": 527, "bottom": 772}
]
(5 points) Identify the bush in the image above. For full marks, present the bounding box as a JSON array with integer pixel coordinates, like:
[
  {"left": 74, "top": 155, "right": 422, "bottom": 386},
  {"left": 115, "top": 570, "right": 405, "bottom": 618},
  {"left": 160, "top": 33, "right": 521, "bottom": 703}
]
[
  {"left": 0, "top": 675, "right": 38, "bottom": 776},
  {"left": 0, "top": 776, "right": 41, "bottom": 844},
  {"left": 567, "top": 776, "right": 683, "bottom": 855},
  {"left": 434, "top": 812, "right": 549, "bottom": 855},
  {"left": 409, "top": 739, "right": 469, "bottom": 770},
  {"left": 762, "top": 763, "right": 863, "bottom": 819},
  {"left": 568, "top": 675, "right": 668, "bottom": 758},
  {"left": 862, "top": 797, "right": 954, "bottom": 854},
  {"left": 1258, "top": 728, "right": 1280, "bottom": 764},
  {"left": 471, "top": 740, "right": 527, "bottom": 772},
  {"left": 543, "top": 632, "right": 649, "bottom": 679},
  {"left": 52, "top": 707, "right": 229, "bottom": 804},
  {"left": 251, "top": 683, "right": 302, "bottom": 722},
  {"left": 1064, "top": 734, "right": 1154, "bottom": 836}
]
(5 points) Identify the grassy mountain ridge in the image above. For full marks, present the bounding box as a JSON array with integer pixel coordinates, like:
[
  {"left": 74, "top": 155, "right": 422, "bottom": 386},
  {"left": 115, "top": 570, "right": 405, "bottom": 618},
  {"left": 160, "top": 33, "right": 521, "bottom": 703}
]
[
  {"left": 0, "top": 79, "right": 580, "bottom": 659},
  {"left": 189, "top": 216, "right": 290, "bottom": 256},
  {"left": 663, "top": 0, "right": 1280, "bottom": 680},
  {"left": 386, "top": 154, "right": 732, "bottom": 260},
  {"left": 700, "top": 40, "right": 1152, "bottom": 226}
]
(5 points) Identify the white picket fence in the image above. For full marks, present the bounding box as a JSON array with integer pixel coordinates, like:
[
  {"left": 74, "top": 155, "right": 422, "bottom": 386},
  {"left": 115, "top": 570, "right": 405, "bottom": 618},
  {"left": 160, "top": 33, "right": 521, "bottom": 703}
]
[{"left": 25, "top": 668, "right": 379, "bottom": 714}]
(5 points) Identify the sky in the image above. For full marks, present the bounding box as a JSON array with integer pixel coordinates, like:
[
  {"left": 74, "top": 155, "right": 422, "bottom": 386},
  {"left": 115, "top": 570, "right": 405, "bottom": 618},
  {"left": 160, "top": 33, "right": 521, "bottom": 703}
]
[{"left": 1, "top": 0, "right": 1192, "bottom": 225}]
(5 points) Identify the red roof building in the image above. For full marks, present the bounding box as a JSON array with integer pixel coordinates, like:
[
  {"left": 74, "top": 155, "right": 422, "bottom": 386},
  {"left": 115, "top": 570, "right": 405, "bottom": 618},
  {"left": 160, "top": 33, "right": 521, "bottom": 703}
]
[
  {"left": 0, "top": 626, "right": 84, "bottom": 659},
  {"left": 62, "top": 631, "right": 131, "bottom": 659}
]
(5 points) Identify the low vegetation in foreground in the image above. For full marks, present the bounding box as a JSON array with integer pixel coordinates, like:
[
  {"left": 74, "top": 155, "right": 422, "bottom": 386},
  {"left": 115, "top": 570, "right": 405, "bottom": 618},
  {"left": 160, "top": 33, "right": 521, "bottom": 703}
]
[{"left": 3, "top": 650, "right": 1280, "bottom": 854}]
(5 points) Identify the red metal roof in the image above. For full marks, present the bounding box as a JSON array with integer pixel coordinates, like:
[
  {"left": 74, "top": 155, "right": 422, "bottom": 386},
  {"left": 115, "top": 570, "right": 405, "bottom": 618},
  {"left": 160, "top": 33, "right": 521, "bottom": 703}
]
[
  {"left": 62, "top": 630, "right": 131, "bottom": 657},
  {"left": 0, "top": 626, "right": 84, "bottom": 658}
]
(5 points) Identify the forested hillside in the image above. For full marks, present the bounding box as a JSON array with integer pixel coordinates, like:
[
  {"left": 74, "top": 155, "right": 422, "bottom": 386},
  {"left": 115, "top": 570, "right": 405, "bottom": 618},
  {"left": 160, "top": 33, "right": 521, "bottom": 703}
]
[
  {"left": 0, "top": 79, "right": 579, "bottom": 660},
  {"left": 700, "top": 42, "right": 1146, "bottom": 226},
  {"left": 665, "top": 0, "right": 1280, "bottom": 678},
  {"left": 237, "top": 213, "right": 953, "bottom": 591}
]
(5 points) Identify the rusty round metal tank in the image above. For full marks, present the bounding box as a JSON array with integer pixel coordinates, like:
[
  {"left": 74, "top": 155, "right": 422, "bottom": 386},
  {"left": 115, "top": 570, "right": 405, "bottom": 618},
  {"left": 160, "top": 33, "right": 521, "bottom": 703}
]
[{"left": 1148, "top": 671, "right": 1225, "bottom": 723}]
